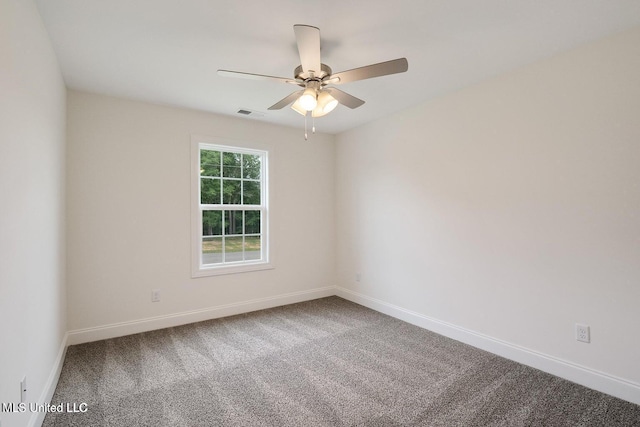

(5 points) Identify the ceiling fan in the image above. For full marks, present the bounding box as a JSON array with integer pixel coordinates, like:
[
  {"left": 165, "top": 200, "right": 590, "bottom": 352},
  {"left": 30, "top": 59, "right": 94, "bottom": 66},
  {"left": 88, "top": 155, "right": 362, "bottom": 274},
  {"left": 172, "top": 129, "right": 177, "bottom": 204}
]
[{"left": 218, "top": 24, "right": 408, "bottom": 129}]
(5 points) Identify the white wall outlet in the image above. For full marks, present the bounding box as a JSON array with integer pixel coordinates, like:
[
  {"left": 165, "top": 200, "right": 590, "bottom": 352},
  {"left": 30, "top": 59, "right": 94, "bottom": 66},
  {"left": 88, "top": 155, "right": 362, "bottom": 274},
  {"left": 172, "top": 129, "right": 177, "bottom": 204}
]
[
  {"left": 20, "top": 376, "right": 27, "bottom": 403},
  {"left": 151, "top": 289, "right": 161, "bottom": 302},
  {"left": 576, "top": 323, "right": 590, "bottom": 343},
  {"left": 355, "top": 273, "right": 361, "bottom": 282}
]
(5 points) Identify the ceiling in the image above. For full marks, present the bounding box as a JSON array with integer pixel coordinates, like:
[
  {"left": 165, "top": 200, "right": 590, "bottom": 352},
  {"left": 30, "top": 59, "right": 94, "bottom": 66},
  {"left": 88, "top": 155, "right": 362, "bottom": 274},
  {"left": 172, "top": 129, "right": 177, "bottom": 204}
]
[{"left": 35, "top": 0, "right": 640, "bottom": 134}]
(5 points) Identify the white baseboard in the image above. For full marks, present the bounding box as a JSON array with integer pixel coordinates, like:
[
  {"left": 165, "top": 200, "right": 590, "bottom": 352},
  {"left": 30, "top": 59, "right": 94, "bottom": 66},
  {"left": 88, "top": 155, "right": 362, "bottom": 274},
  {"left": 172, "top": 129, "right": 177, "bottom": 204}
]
[
  {"left": 29, "top": 332, "right": 69, "bottom": 427},
  {"left": 336, "top": 286, "right": 640, "bottom": 406},
  {"left": 43, "top": 284, "right": 640, "bottom": 419},
  {"left": 67, "top": 286, "right": 336, "bottom": 346}
]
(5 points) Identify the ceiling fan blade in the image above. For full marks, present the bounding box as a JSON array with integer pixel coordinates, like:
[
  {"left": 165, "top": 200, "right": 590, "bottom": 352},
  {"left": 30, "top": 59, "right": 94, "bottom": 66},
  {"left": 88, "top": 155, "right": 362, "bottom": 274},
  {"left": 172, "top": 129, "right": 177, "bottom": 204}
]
[
  {"left": 218, "top": 70, "right": 301, "bottom": 85},
  {"left": 330, "top": 58, "right": 408, "bottom": 84},
  {"left": 268, "top": 90, "right": 304, "bottom": 110},
  {"left": 325, "top": 88, "right": 365, "bottom": 109},
  {"left": 293, "top": 25, "right": 321, "bottom": 75}
]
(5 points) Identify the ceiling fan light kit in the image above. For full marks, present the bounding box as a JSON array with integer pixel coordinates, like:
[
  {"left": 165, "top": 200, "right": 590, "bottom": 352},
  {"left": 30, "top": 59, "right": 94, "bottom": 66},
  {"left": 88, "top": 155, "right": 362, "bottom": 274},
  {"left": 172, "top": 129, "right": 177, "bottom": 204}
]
[
  {"left": 218, "top": 24, "right": 408, "bottom": 138},
  {"left": 291, "top": 88, "right": 338, "bottom": 118},
  {"left": 299, "top": 84, "right": 319, "bottom": 111}
]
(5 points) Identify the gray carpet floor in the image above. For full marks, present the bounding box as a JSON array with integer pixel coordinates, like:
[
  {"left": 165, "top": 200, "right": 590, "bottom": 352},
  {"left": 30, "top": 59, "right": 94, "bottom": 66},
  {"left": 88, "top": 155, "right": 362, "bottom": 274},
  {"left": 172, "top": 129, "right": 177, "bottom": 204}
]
[{"left": 43, "top": 297, "right": 640, "bottom": 426}]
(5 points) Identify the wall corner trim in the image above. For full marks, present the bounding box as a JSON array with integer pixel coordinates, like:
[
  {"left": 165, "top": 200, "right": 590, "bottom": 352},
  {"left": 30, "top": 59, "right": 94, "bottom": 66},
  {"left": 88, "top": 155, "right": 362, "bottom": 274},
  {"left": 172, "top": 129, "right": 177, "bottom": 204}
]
[{"left": 335, "top": 286, "right": 640, "bottom": 406}]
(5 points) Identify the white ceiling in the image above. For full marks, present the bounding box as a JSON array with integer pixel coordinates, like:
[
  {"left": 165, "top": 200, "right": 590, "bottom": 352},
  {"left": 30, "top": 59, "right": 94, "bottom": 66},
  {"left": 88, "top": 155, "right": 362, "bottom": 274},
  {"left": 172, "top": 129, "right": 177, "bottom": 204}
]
[{"left": 35, "top": 0, "right": 640, "bottom": 134}]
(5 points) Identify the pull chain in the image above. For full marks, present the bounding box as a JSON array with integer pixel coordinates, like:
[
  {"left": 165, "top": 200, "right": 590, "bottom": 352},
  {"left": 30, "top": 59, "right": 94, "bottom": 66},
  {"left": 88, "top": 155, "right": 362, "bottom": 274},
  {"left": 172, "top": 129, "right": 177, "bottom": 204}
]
[
  {"left": 312, "top": 116, "right": 316, "bottom": 134},
  {"left": 304, "top": 113, "right": 308, "bottom": 140}
]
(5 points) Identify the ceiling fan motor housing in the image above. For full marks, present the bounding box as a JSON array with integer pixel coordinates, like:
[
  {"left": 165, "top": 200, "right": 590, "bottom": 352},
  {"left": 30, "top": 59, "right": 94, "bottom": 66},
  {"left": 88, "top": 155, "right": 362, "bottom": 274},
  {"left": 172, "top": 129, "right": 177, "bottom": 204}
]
[{"left": 294, "top": 63, "right": 332, "bottom": 83}]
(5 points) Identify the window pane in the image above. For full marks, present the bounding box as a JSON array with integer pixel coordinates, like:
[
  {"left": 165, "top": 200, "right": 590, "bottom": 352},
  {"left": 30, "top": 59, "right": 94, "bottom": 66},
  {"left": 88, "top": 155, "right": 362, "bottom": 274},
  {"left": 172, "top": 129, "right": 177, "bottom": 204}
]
[
  {"left": 202, "top": 211, "right": 222, "bottom": 236},
  {"left": 243, "top": 181, "right": 260, "bottom": 205},
  {"left": 243, "top": 154, "right": 261, "bottom": 179},
  {"left": 224, "top": 237, "right": 243, "bottom": 262},
  {"left": 222, "top": 179, "right": 241, "bottom": 204},
  {"left": 245, "top": 210, "right": 261, "bottom": 234},
  {"left": 202, "top": 237, "right": 222, "bottom": 265},
  {"left": 194, "top": 142, "right": 268, "bottom": 275},
  {"left": 200, "top": 150, "right": 220, "bottom": 177},
  {"left": 245, "top": 236, "right": 261, "bottom": 261},
  {"left": 201, "top": 178, "right": 220, "bottom": 204},
  {"left": 222, "top": 152, "right": 241, "bottom": 178},
  {"left": 224, "top": 210, "right": 243, "bottom": 235}
]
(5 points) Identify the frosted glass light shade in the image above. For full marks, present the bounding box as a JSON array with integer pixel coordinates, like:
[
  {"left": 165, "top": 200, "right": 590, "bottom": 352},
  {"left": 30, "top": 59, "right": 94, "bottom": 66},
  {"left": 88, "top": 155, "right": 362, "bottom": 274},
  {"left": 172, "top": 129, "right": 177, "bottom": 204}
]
[
  {"left": 312, "top": 91, "right": 339, "bottom": 117},
  {"left": 291, "top": 98, "right": 307, "bottom": 116},
  {"left": 298, "top": 87, "right": 317, "bottom": 111}
]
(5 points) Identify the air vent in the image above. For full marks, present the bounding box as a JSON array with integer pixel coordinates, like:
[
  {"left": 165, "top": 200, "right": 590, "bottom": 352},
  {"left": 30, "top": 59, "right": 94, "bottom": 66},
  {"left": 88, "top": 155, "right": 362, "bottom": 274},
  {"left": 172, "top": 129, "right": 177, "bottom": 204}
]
[{"left": 236, "top": 109, "right": 265, "bottom": 118}]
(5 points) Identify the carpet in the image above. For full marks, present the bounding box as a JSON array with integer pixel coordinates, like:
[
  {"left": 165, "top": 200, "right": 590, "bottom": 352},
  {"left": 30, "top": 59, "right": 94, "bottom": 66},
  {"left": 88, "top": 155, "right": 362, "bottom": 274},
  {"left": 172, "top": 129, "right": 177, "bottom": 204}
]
[{"left": 43, "top": 296, "right": 640, "bottom": 426}]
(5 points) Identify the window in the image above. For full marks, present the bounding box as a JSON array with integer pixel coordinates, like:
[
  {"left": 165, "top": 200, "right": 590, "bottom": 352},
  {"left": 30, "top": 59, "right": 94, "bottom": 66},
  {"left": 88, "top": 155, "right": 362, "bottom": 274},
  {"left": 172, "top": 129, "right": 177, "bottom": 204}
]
[{"left": 192, "top": 138, "right": 270, "bottom": 276}]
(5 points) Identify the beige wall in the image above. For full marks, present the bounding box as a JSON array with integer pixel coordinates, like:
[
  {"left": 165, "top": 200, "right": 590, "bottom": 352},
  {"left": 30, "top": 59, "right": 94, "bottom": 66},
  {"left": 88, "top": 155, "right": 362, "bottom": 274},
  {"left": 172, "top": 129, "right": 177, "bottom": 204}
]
[
  {"left": 336, "top": 27, "right": 640, "bottom": 395},
  {"left": 0, "top": 0, "right": 67, "bottom": 426},
  {"left": 66, "top": 91, "right": 336, "bottom": 333}
]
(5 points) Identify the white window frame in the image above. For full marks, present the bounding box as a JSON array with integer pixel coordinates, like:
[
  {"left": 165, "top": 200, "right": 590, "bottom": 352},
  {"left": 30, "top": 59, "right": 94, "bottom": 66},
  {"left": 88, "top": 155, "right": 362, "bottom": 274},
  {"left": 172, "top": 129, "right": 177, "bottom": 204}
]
[{"left": 191, "top": 136, "right": 272, "bottom": 277}]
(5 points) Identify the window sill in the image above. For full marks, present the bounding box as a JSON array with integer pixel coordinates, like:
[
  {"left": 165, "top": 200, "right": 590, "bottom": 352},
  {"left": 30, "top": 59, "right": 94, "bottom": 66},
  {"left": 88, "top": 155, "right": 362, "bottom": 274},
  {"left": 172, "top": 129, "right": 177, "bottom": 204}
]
[{"left": 192, "top": 261, "right": 274, "bottom": 278}]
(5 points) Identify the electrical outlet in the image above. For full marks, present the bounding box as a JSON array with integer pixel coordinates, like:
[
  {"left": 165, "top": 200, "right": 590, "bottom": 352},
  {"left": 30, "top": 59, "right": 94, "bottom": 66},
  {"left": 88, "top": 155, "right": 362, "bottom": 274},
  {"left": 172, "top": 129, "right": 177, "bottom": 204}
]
[
  {"left": 151, "top": 289, "right": 161, "bottom": 302},
  {"left": 20, "top": 376, "right": 27, "bottom": 403},
  {"left": 576, "top": 324, "right": 590, "bottom": 343},
  {"left": 355, "top": 273, "right": 361, "bottom": 282}
]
